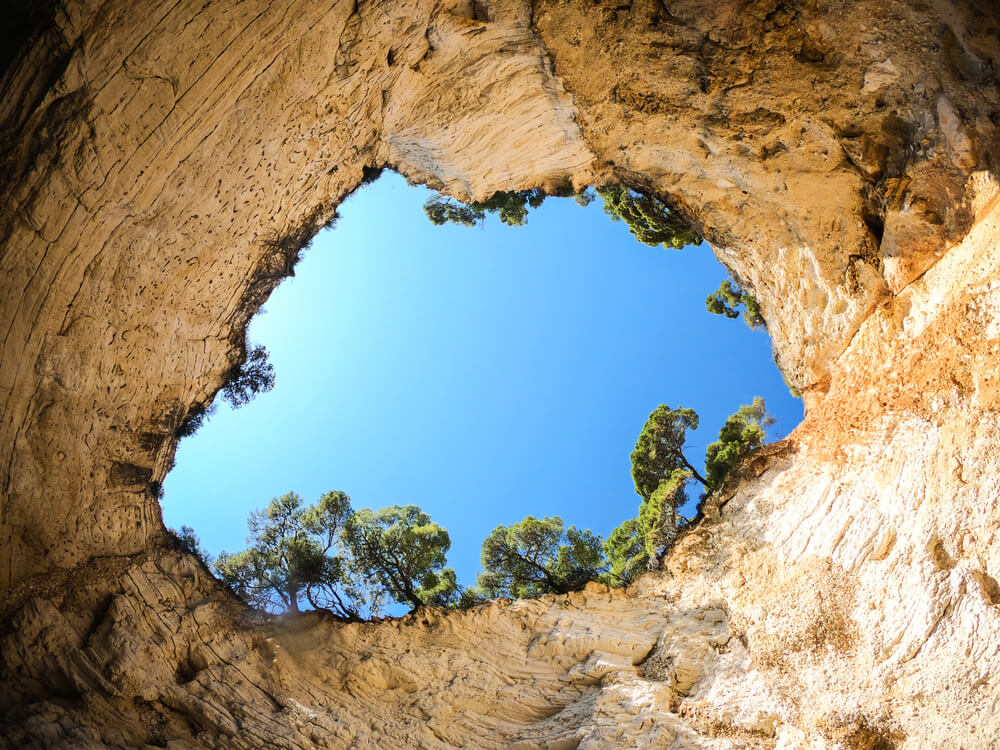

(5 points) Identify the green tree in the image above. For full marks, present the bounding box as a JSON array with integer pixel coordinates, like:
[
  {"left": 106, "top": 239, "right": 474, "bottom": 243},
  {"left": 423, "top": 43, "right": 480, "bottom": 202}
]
[
  {"left": 422, "top": 184, "right": 701, "bottom": 254},
  {"left": 424, "top": 189, "right": 548, "bottom": 228},
  {"left": 595, "top": 185, "right": 701, "bottom": 249},
  {"left": 706, "top": 280, "right": 765, "bottom": 329},
  {"left": 343, "top": 505, "right": 457, "bottom": 612},
  {"left": 221, "top": 342, "right": 276, "bottom": 407},
  {"left": 638, "top": 468, "right": 690, "bottom": 556},
  {"left": 607, "top": 399, "right": 772, "bottom": 582},
  {"left": 177, "top": 339, "right": 275, "bottom": 439},
  {"left": 608, "top": 404, "right": 705, "bottom": 578},
  {"left": 424, "top": 197, "right": 484, "bottom": 227},
  {"left": 604, "top": 467, "right": 693, "bottom": 585},
  {"left": 214, "top": 491, "right": 361, "bottom": 619},
  {"left": 602, "top": 517, "right": 645, "bottom": 585},
  {"left": 704, "top": 397, "right": 774, "bottom": 492},
  {"left": 478, "top": 516, "right": 605, "bottom": 598},
  {"left": 630, "top": 404, "right": 707, "bottom": 500}
]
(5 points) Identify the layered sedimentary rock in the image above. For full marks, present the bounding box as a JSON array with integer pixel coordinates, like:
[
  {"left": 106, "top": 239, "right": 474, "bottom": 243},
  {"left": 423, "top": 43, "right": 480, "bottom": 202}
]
[{"left": 1, "top": 0, "right": 998, "bottom": 747}]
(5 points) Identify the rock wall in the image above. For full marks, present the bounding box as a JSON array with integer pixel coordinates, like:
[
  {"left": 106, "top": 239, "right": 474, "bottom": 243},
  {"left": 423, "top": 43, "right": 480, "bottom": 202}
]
[{"left": 1, "top": 0, "right": 998, "bottom": 747}]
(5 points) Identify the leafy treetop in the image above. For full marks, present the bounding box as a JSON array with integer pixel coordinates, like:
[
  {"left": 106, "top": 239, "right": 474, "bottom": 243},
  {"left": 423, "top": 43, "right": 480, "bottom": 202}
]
[
  {"left": 630, "top": 404, "right": 707, "bottom": 501},
  {"left": 704, "top": 396, "right": 774, "bottom": 492},
  {"left": 214, "top": 491, "right": 362, "bottom": 618},
  {"left": 601, "top": 517, "right": 645, "bottom": 586},
  {"left": 706, "top": 280, "right": 765, "bottom": 329},
  {"left": 177, "top": 340, "right": 275, "bottom": 439},
  {"left": 214, "top": 493, "right": 457, "bottom": 617},
  {"left": 221, "top": 343, "right": 276, "bottom": 408},
  {"left": 595, "top": 185, "right": 701, "bottom": 250},
  {"left": 344, "top": 504, "right": 458, "bottom": 611},
  {"left": 424, "top": 189, "right": 548, "bottom": 227},
  {"left": 169, "top": 525, "right": 213, "bottom": 567},
  {"left": 605, "top": 399, "right": 773, "bottom": 583},
  {"left": 478, "top": 516, "right": 604, "bottom": 598},
  {"left": 422, "top": 183, "right": 701, "bottom": 255}
]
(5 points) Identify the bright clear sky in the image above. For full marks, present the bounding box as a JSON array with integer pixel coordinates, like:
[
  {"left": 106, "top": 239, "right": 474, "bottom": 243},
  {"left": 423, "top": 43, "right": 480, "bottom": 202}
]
[{"left": 161, "top": 172, "right": 803, "bottom": 590}]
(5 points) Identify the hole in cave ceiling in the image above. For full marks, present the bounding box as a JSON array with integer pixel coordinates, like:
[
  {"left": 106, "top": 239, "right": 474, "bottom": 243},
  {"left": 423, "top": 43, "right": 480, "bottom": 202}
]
[{"left": 162, "top": 171, "right": 803, "bottom": 615}]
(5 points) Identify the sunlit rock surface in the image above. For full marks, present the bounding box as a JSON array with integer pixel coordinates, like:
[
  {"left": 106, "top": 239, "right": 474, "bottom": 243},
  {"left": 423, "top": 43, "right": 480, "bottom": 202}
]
[{"left": 1, "top": 0, "right": 998, "bottom": 746}]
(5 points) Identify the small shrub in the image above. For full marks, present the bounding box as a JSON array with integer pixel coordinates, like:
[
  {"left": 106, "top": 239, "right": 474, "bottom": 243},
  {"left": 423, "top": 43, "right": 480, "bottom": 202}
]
[
  {"left": 168, "top": 525, "right": 213, "bottom": 567},
  {"left": 706, "top": 279, "right": 765, "bottom": 329},
  {"left": 423, "top": 188, "right": 547, "bottom": 228},
  {"left": 176, "top": 402, "right": 217, "bottom": 438},
  {"left": 595, "top": 184, "right": 702, "bottom": 249},
  {"left": 220, "top": 344, "right": 275, "bottom": 408},
  {"left": 360, "top": 165, "right": 383, "bottom": 185}
]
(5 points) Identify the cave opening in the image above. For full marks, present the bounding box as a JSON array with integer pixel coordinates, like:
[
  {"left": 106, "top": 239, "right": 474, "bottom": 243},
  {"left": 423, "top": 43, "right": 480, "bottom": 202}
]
[{"left": 161, "top": 171, "right": 803, "bottom": 614}]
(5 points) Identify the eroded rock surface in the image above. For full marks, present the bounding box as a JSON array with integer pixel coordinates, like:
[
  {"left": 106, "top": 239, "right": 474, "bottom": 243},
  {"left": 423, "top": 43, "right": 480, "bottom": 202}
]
[{"left": 1, "top": 0, "right": 998, "bottom": 747}]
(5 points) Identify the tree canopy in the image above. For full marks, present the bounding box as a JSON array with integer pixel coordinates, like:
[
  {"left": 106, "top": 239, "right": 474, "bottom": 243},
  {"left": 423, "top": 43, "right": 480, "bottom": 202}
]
[
  {"left": 704, "top": 397, "right": 773, "bottom": 492},
  {"left": 343, "top": 505, "right": 457, "bottom": 611},
  {"left": 169, "top": 525, "right": 213, "bottom": 566},
  {"left": 221, "top": 343, "right": 276, "bottom": 407},
  {"left": 478, "top": 516, "right": 604, "bottom": 598},
  {"left": 205, "top": 400, "right": 773, "bottom": 609},
  {"left": 630, "top": 404, "right": 706, "bottom": 501},
  {"left": 176, "top": 340, "right": 275, "bottom": 439},
  {"left": 605, "top": 399, "right": 774, "bottom": 582},
  {"left": 214, "top": 491, "right": 361, "bottom": 618},
  {"left": 605, "top": 467, "right": 693, "bottom": 581},
  {"left": 423, "top": 188, "right": 549, "bottom": 227},
  {"left": 601, "top": 517, "right": 645, "bottom": 586},
  {"left": 594, "top": 185, "right": 701, "bottom": 249},
  {"left": 706, "top": 280, "right": 765, "bottom": 329},
  {"left": 422, "top": 183, "right": 701, "bottom": 254},
  {"left": 214, "top": 493, "right": 456, "bottom": 617}
]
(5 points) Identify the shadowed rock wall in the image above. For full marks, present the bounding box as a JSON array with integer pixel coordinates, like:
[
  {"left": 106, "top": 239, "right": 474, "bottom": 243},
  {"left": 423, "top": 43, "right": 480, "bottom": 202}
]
[{"left": 1, "top": 0, "right": 998, "bottom": 746}]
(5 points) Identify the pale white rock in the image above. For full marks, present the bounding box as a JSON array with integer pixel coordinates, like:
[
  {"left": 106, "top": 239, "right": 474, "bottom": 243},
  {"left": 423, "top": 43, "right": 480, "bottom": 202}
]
[{"left": 862, "top": 59, "right": 901, "bottom": 93}]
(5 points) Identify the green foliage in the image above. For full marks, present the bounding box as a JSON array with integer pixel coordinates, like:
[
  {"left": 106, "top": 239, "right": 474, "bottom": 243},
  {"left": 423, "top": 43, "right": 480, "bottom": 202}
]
[
  {"left": 423, "top": 188, "right": 548, "bottom": 228},
  {"left": 360, "top": 165, "right": 383, "bottom": 186},
  {"left": 424, "top": 198, "right": 484, "bottom": 227},
  {"left": 609, "top": 399, "right": 773, "bottom": 580},
  {"left": 175, "top": 341, "right": 273, "bottom": 439},
  {"left": 630, "top": 404, "right": 705, "bottom": 501},
  {"left": 706, "top": 280, "right": 765, "bottom": 329},
  {"left": 615, "top": 404, "right": 705, "bottom": 577},
  {"left": 422, "top": 183, "right": 701, "bottom": 255},
  {"left": 477, "top": 189, "right": 547, "bottom": 225},
  {"left": 478, "top": 516, "right": 604, "bottom": 598},
  {"left": 214, "top": 492, "right": 471, "bottom": 616},
  {"left": 422, "top": 182, "right": 701, "bottom": 259},
  {"left": 602, "top": 517, "right": 646, "bottom": 585},
  {"left": 606, "top": 447, "right": 694, "bottom": 584},
  {"left": 176, "top": 402, "right": 217, "bottom": 438},
  {"left": 638, "top": 469, "right": 690, "bottom": 558},
  {"left": 169, "top": 525, "right": 213, "bottom": 567},
  {"left": 215, "top": 491, "right": 361, "bottom": 618},
  {"left": 704, "top": 397, "right": 774, "bottom": 492},
  {"left": 221, "top": 343, "right": 276, "bottom": 408},
  {"left": 344, "top": 504, "right": 456, "bottom": 612},
  {"left": 595, "top": 185, "right": 701, "bottom": 249},
  {"left": 453, "top": 585, "right": 489, "bottom": 609}
]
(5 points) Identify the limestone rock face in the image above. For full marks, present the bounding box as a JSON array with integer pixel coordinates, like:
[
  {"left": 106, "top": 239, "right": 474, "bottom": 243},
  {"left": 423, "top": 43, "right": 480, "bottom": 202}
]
[{"left": 1, "top": 0, "right": 998, "bottom": 747}]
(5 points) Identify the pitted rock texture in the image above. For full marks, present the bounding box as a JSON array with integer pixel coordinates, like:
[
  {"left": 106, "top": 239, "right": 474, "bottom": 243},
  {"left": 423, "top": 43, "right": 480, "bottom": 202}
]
[{"left": 1, "top": 0, "right": 999, "bottom": 747}]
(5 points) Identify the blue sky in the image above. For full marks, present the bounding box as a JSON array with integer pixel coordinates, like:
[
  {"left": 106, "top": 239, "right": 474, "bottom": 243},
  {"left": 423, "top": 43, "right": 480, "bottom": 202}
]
[{"left": 162, "top": 172, "right": 802, "bottom": 592}]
